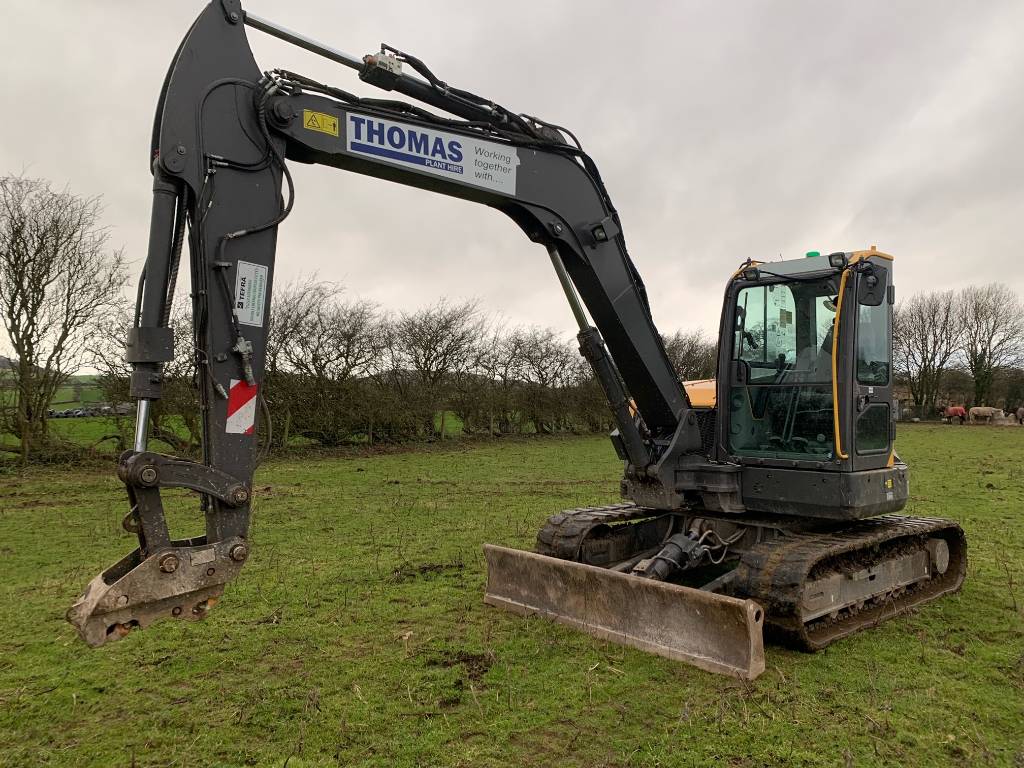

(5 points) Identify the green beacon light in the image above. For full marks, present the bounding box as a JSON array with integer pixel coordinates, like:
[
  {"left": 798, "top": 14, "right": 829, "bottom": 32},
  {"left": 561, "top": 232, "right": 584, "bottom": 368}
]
[{"left": 805, "top": 250, "right": 820, "bottom": 258}]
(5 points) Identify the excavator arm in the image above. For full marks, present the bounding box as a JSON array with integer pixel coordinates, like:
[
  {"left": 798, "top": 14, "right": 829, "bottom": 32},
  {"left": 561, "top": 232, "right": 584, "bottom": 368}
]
[{"left": 67, "top": 0, "right": 714, "bottom": 647}]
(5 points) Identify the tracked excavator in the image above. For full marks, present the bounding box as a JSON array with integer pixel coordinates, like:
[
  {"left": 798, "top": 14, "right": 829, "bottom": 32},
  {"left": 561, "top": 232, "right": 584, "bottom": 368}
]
[{"left": 67, "top": 0, "right": 966, "bottom": 679}]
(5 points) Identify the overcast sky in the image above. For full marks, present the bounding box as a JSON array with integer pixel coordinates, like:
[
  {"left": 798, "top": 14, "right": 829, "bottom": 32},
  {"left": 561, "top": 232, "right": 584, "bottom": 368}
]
[{"left": 3, "top": 0, "right": 1022, "bottom": 344}]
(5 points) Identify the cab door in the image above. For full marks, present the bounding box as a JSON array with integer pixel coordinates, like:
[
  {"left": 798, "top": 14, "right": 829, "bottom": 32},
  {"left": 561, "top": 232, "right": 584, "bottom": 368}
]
[
  {"left": 848, "top": 258, "right": 894, "bottom": 469},
  {"left": 721, "top": 276, "right": 840, "bottom": 464}
]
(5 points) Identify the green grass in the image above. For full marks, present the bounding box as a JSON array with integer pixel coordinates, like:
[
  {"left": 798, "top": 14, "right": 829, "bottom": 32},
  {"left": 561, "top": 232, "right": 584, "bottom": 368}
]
[
  {"left": 434, "top": 410, "right": 464, "bottom": 437},
  {"left": 50, "top": 378, "right": 104, "bottom": 408},
  {"left": 0, "top": 417, "right": 186, "bottom": 457},
  {"left": 45, "top": 416, "right": 123, "bottom": 449},
  {"left": 4, "top": 408, "right": 461, "bottom": 456},
  {"left": 43, "top": 416, "right": 191, "bottom": 454},
  {"left": 0, "top": 427, "right": 1021, "bottom": 767}
]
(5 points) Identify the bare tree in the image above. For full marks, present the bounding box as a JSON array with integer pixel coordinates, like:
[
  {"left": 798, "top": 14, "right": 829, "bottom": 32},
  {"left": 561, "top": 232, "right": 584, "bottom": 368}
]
[
  {"left": 992, "top": 366, "right": 1024, "bottom": 413},
  {"left": 0, "top": 175, "right": 126, "bottom": 461},
  {"left": 450, "top": 322, "right": 504, "bottom": 436},
  {"left": 283, "top": 296, "right": 383, "bottom": 446},
  {"left": 516, "top": 328, "right": 573, "bottom": 388},
  {"left": 0, "top": 359, "right": 16, "bottom": 453},
  {"left": 893, "top": 290, "right": 962, "bottom": 408},
  {"left": 260, "top": 278, "right": 339, "bottom": 447},
  {"left": 957, "top": 283, "right": 1024, "bottom": 406},
  {"left": 662, "top": 329, "right": 717, "bottom": 381},
  {"left": 566, "top": 352, "right": 613, "bottom": 433},
  {"left": 284, "top": 298, "right": 381, "bottom": 383},
  {"left": 383, "top": 299, "right": 485, "bottom": 437},
  {"left": 265, "top": 277, "right": 339, "bottom": 378},
  {"left": 450, "top": 324, "right": 536, "bottom": 436},
  {"left": 514, "top": 327, "right": 577, "bottom": 433},
  {"left": 91, "top": 297, "right": 200, "bottom": 454}
]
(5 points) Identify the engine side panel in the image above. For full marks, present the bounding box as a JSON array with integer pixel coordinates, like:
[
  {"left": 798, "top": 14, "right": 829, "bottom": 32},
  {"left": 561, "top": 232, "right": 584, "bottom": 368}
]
[{"left": 740, "top": 463, "right": 908, "bottom": 519}]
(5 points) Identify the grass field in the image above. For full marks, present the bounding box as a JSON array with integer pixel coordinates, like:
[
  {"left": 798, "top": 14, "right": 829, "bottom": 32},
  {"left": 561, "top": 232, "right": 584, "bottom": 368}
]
[
  {"left": 50, "top": 378, "right": 104, "bottom": 408},
  {"left": 0, "top": 376, "right": 103, "bottom": 410},
  {"left": 6, "top": 410, "right": 464, "bottom": 457},
  {"left": 0, "top": 426, "right": 1022, "bottom": 767}
]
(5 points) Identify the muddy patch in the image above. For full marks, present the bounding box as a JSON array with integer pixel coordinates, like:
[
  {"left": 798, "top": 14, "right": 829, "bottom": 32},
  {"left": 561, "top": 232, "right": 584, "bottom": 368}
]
[
  {"left": 390, "top": 560, "right": 465, "bottom": 583},
  {"left": 425, "top": 649, "right": 495, "bottom": 682}
]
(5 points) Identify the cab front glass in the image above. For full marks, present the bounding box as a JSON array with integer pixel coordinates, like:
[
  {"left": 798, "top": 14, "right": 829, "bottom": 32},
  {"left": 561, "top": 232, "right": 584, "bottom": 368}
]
[{"left": 728, "top": 276, "right": 840, "bottom": 460}]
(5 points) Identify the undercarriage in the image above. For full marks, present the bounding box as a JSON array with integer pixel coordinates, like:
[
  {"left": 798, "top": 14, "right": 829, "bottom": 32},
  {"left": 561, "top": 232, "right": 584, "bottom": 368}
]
[{"left": 484, "top": 504, "right": 966, "bottom": 677}]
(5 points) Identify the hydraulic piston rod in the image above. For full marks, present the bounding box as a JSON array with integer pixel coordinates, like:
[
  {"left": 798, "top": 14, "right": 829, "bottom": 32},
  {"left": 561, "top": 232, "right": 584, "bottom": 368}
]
[
  {"left": 546, "top": 244, "right": 588, "bottom": 331},
  {"left": 134, "top": 400, "right": 151, "bottom": 452},
  {"left": 243, "top": 10, "right": 502, "bottom": 124},
  {"left": 547, "top": 245, "right": 650, "bottom": 471},
  {"left": 243, "top": 12, "right": 364, "bottom": 71}
]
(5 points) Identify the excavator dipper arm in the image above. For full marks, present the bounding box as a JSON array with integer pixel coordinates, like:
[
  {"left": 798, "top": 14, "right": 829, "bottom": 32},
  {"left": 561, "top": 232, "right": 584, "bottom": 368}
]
[{"left": 68, "top": 0, "right": 712, "bottom": 647}]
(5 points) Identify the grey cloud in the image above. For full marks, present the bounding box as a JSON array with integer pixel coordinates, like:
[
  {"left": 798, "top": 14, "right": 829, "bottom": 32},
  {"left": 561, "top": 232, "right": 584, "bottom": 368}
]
[{"left": 2, "top": 0, "right": 1021, "bottom": 347}]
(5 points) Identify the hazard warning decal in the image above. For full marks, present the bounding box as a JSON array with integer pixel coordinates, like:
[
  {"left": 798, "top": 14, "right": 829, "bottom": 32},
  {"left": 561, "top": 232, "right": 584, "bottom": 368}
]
[
  {"left": 303, "top": 109, "right": 339, "bottom": 137},
  {"left": 226, "top": 379, "right": 258, "bottom": 435}
]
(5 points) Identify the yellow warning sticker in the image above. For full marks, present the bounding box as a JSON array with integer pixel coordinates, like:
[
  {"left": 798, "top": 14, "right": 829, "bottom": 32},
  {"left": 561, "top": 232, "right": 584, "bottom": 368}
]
[{"left": 303, "top": 109, "right": 339, "bottom": 137}]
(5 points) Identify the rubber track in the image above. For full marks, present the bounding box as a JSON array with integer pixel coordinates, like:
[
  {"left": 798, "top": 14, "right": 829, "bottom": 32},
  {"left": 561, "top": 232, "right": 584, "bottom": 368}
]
[
  {"left": 732, "top": 514, "right": 967, "bottom": 651},
  {"left": 535, "top": 503, "right": 657, "bottom": 560}
]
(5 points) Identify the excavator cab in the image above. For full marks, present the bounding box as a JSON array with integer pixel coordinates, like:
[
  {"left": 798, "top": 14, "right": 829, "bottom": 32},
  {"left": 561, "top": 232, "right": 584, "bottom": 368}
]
[{"left": 719, "top": 250, "right": 894, "bottom": 469}]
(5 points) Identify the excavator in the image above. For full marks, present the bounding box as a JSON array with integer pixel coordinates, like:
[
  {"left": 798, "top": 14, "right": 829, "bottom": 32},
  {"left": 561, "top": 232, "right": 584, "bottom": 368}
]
[{"left": 67, "top": 0, "right": 966, "bottom": 680}]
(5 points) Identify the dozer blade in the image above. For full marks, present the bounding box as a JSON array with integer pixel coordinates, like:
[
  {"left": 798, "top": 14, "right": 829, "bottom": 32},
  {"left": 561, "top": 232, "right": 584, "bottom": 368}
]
[{"left": 483, "top": 544, "right": 765, "bottom": 680}]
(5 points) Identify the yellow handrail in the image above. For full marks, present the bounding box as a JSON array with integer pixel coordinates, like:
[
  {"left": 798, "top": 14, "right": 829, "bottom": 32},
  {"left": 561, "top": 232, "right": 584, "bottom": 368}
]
[{"left": 830, "top": 269, "right": 850, "bottom": 459}]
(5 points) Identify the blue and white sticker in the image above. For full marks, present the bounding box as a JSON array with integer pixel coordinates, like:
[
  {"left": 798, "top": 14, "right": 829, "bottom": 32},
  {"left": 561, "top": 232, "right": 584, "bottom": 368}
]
[{"left": 346, "top": 113, "right": 519, "bottom": 195}]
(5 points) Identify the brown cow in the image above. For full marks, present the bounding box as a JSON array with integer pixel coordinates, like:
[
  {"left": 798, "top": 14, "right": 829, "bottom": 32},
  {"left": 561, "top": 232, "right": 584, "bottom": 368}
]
[{"left": 942, "top": 405, "right": 967, "bottom": 424}]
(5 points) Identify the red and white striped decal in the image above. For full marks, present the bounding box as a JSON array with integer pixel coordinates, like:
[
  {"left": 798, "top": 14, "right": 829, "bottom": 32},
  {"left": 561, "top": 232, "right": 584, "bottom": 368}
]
[{"left": 226, "top": 379, "right": 258, "bottom": 435}]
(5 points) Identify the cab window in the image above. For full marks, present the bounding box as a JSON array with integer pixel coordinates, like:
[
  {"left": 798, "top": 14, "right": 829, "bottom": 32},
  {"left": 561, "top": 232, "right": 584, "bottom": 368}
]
[
  {"left": 729, "top": 277, "right": 840, "bottom": 460},
  {"left": 734, "top": 284, "right": 797, "bottom": 382},
  {"left": 857, "top": 302, "right": 890, "bottom": 385}
]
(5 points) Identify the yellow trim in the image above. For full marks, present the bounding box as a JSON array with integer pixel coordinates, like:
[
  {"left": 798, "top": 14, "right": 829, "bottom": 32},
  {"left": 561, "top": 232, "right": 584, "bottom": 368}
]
[
  {"left": 831, "top": 269, "right": 850, "bottom": 459},
  {"left": 849, "top": 248, "right": 894, "bottom": 264},
  {"left": 683, "top": 378, "right": 717, "bottom": 408},
  {"left": 887, "top": 451, "right": 895, "bottom": 468},
  {"left": 730, "top": 260, "right": 763, "bottom": 279}
]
